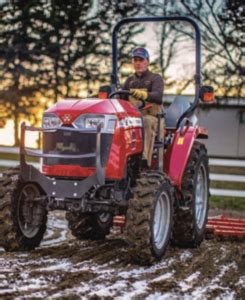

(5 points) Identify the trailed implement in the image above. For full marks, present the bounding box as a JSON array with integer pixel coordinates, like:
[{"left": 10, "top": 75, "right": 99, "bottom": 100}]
[{"left": 207, "top": 215, "right": 245, "bottom": 238}]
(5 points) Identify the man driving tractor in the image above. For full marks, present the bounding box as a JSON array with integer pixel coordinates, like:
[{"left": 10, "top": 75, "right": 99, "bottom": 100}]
[
  {"left": 123, "top": 47, "right": 164, "bottom": 168},
  {"left": 0, "top": 16, "right": 212, "bottom": 265}
]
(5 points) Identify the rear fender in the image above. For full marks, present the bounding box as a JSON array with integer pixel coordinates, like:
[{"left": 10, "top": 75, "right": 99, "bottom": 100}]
[{"left": 164, "top": 126, "right": 207, "bottom": 190}]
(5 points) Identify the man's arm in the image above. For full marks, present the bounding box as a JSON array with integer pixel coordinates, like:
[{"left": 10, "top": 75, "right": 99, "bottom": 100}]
[
  {"left": 122, "top": 77, "right": 130, "bottom": 91},
  {"left": 148, "top": 74, "right": 164, "bottom": 105}
]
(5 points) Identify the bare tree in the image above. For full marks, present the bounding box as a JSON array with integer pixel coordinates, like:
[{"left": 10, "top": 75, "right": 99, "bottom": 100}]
[
  {"left": 172, "top": 0, "right": 244, "bottom": 99},
  {"left": 0, "top": 1, "right": 45, "bottom": 145},
  {"left": 137, "top": 0, "right": 195, "bottom": 94},
  {"left": 97, "top": 0, "right": 145, "bottom": 86},
  {"left": 0, "top": 0, "right": 106, "bottom": 145}
]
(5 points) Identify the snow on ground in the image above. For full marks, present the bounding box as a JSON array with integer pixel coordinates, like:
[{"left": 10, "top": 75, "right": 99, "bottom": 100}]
[{"left": 0, "top": 211, "right": 244, "bottom": 299}]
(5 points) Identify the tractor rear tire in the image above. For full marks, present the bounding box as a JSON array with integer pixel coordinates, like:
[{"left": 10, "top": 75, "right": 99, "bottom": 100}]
[
  {"left": 66, "top": 212, "right": 113, "bottom": 240},
  {"left": 0, "top": 167, "right": 47, "bottom": 251},
  {"left": 125, "top": 171, "right": 173, "bottom": 265},
  {"left": 172, "top": 141, "right": 209, "bottom": 248}
]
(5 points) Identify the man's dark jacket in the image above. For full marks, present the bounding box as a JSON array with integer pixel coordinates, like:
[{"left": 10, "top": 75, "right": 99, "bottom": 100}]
[{"left": 122, "top": 69, "right": 163, "bottom": 104}]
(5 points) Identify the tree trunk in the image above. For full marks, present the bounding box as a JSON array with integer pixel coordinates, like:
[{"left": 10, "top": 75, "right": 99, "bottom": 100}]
[{"left": 13, "top": 112, "right": 19, "bottom": 147}]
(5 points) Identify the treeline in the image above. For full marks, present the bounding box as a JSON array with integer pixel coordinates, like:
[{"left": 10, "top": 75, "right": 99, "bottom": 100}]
[
  {"left": 0, "top": 0, "right": 144, "bottom": 144},
  {"left": 0, "top": 0, "right": 243, "bottom": 145}
]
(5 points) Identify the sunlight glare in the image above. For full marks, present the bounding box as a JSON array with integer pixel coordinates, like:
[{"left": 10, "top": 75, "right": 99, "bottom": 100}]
[{"left": 0, "top": 119, "right": 39, "bottom": 148}]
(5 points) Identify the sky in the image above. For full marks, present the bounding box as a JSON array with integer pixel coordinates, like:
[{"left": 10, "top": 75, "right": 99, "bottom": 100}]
[
  {"left": 0, "top": 1, "right": 226, "bottom": 147},
  {"left": 0, "top": 11, "right": 197, "bottom": 147}
]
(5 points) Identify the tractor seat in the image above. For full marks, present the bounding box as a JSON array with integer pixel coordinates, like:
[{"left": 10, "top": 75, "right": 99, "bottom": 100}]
[{"left": 165, "top": 96, "right": 191, "bottom": 129}]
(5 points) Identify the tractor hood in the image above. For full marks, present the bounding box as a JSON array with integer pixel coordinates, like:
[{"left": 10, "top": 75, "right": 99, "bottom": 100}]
[{"left": 45, "top": 98, "right": 141, "bottom": 124}]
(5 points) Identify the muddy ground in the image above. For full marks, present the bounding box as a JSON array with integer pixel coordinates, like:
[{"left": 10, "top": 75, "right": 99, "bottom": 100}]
[{"left": 0, "top": 211, "right": 244, "bottom": 299}]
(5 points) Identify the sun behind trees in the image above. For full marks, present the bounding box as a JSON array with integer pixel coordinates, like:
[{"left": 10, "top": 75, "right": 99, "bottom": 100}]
[
  {"left": 0, "top": 0, "right": 243, "bottom": 146},
  {"left": 0, "top": 0, "right": 144, "bottom": 146}
]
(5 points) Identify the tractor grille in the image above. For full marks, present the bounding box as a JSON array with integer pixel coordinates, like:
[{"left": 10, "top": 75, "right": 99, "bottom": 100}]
[{"left": 43, "top": 128, "right": 113, "bottom": 167}]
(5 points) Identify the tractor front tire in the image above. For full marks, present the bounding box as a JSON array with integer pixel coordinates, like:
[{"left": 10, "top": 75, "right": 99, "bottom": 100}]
[
  {"left": 0, "top": 167, "right": 47, "bottom": 251},
  {"left": 126, "top": 171, "right": 173, "bottom": 265},
  {"left": 172, "top": 141, "right": 209, "bottom": 248},
  {"left": 66, "top": 212, "right": 113, "bottom": 240}
]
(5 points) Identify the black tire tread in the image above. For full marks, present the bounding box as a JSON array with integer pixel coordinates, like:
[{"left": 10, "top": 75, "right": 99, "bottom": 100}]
[
  {"left": 0, "top": 167, "right": 47, "bottom": 251},
  {"left": 125, "top": 171, "right": 173, "bottom": 265},
  {"left": 172, "top": 141, "right": 209, "bottom": 248},
  {"left": 66, "top": 212, "right": 112, "bottom": 240}
]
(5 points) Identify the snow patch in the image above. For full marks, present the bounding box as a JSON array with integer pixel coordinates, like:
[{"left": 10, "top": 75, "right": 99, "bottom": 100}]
[
  {"left": 147, "top": 293, "right": 181, "bottom": 300},
  {"left": 235, "top": 276, "right": 245, "bottom": 287},
  {"left": 185, "top": 272, "right": 200, "bottom": 282},
  {"left": 188, "top": 263, "right": 238, "bottom": 299},
  {"left": 38, "top": 260, "right": 72, "bottom": 271},
  {"left": 90, "top": 280, "right": 128, "bottom": 298},
  {"left": 151, "top": 271, "right": 175, "bottom": 282},
  {"left": 41, "top": 228, "right": 67, "bottom": 246},
  {"left": 178, "top": 271, "right": 201, "bottom": 292},
  {"left": 180, "top": 250, "right": 193, "bottom": 262},
  {"left": 47, "top": 214, "right": 68, "bottom": 229},
  {"left": 119, "top": 257, "right": 176, "bottom": 279},
  {"left": 116, "top": 280, "right": 148, "bottom": 299},
  {"left": 213, "top": 262, "right": 237, "bottom": 284},
  {"left": 0, "top": 277, "right": 50, "bottom": 295}
]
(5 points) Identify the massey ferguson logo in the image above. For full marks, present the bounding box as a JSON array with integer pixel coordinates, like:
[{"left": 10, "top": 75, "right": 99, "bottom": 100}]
[{"left": 61, "top": 114, "right": 72, "bottom": 124}]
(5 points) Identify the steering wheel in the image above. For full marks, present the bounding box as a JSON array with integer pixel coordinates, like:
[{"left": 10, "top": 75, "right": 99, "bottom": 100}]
[{"left": 109, "top": 90, "right": 145, "bottom": 109}]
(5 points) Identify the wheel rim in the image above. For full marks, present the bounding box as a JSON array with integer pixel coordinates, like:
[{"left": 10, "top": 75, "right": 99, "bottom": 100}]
[
  {"left": 195, "top": 163, "right": 208, "bottom": 229},
  {"left": 18, "top": 184, "right": 43, "bottom": 238},
  {"left": 153, "top": 191, "right": 171, "bottom": 250}
]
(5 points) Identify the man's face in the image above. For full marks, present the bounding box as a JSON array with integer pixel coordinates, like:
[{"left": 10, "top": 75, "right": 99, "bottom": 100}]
[{"left": 132, "top": 57, "right": 149, "bottom": 75}]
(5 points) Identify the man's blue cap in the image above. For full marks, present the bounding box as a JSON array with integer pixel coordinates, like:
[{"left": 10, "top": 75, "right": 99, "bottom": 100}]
[{"left": 132, "top": 47, "right": 150, "bottom": 60}]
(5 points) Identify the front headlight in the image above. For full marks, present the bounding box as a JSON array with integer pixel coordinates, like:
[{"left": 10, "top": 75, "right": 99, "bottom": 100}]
[
  {"left": 73, "top": 114, "right": 117, "bottom": 133},
  {"left": 42, "top": 113, "right": 62, "bottom": 128},
  {"left": 84, "top": 116, "right": 105, "bottom": 129}
]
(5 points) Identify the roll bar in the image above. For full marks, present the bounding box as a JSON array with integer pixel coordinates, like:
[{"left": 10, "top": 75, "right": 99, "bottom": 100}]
[{"left": 111, "top": 16, "right": 202, "bottom": 127}]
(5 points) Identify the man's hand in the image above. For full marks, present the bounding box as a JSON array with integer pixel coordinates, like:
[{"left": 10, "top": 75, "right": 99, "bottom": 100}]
[{"left": 130, "top": 89, "right": 148, "bottom": 101}]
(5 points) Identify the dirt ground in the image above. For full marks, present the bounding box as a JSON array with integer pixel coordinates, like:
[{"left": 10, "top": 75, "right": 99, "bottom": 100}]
[{"left": 0, "top": 211, "right": 244, "bottom": 299}]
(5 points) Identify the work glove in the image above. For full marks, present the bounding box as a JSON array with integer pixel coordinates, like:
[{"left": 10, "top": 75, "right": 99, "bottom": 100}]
[{"left": 130, "top": 89, "right": 148, "bottom": 101}]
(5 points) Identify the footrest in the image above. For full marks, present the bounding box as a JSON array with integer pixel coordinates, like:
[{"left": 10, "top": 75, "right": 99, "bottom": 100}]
[{"left": 154, "top": 141, "right": 164, "bottom": 149}]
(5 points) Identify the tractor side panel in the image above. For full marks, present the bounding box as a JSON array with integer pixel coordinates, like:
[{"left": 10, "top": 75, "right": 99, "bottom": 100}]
[
  {"left": 105, "top": 126, "right": 143, "bottom": 179},
  {"left": 164, "top": 127, "right": 197, "bottom": 190}
]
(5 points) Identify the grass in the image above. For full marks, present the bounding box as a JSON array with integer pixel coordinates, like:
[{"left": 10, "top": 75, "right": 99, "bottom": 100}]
[
  {"left": 0, "top": 152, "right": 39, "bottom": 162},
  {"left": 0, "top": 153, "right": 19, "bottom": 160},
  {"left": 210, "top": 180, "right": 245, "bottom": 191},
  {"left": 209, "top": 165, "right": 245, "bottom": 211},
  {"left": 209, "top": 195, "right": 245, "bottom": 211},
  {"left": 209, "top": 165, "right": 245, "bottom": 176}
]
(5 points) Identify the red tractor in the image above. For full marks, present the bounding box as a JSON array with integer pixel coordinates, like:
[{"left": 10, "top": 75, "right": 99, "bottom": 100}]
[{"left": 0, "top": 16, "right": 214, "bottom": 264}]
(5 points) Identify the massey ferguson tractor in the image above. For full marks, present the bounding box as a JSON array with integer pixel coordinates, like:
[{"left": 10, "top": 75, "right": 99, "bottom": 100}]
[{"left": 0, "top": 16, "right": 214, "bottom": 264}]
